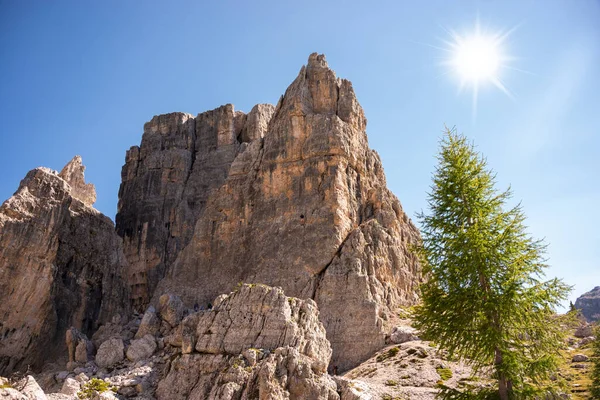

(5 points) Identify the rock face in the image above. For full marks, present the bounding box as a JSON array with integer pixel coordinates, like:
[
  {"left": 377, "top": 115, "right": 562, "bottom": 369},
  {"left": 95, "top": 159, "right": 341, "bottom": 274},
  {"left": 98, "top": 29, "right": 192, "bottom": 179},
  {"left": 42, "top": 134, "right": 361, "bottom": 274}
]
[
  {"left": 156, "top": 284, "right": 338, "bottom": 400},
  {"left": 575, "top": 286, "right": 600, "bottom": 322},
  {"left": 116, "top": 104, "right": 275, "bottom": 310},
  {"left": 0, "top": 157, "right": 130, "bottom": 374},
  {"left": 139, "top": 53, "right": 422, "bottom": 371}
]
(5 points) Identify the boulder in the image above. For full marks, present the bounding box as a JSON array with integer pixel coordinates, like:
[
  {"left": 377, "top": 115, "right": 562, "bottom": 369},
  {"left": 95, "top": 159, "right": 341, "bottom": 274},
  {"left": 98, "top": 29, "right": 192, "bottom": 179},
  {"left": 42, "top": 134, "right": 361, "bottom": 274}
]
[
  {"left": 91, "top": 323, "right": 124, "bottom": 349},
  {"left": 158, "top": 294, "right": 184, "bottom": 328},
  {"left": 66, "top": 327, "right": 94, "bottom": 364},
  {"left": 59, "top": 378, "right": 80, "bottom": 396},
  {"left": 135, "top": 306, "right": 160, "bottom": 339},
  {"left": 126, "top": 335, "right": 157, "bottom": 362},
  {"left": 96, "top": 338, "right": 124, "bottom": 369},
  {"left": 390, "top": 326, "right": 419, "bottom": 344},
  {"left": 572, "top": 354, "right": 589, "bottom": 362},
  {"left": 21, "top": 375, "right": 48, "bottom": 400},
  {"left": 575, "top": 324, "right": 594, "bottom": 338}
]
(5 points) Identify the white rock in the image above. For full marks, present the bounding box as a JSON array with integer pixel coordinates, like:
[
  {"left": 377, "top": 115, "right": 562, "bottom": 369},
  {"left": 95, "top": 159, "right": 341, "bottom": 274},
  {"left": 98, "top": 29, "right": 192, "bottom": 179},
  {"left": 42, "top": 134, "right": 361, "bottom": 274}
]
[
  {"left": 0, "top": 387, "right": 28, "bottom": 400},
  {"left": 390, "top": 325, "right": 419, "bottom": 344},
  {"left": 21, "top": 375, "right": 48, "bottom": 400},
  {"left": 60, "top": 378, "right": 80, "bottom": 396}
]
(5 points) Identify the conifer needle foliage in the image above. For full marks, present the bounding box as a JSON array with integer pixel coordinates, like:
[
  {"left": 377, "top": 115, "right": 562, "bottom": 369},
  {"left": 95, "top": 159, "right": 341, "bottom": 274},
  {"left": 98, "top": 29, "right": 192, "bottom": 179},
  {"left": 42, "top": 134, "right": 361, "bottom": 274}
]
[{"left": 413, "top": 128, "right": 570, "bottom": 400}]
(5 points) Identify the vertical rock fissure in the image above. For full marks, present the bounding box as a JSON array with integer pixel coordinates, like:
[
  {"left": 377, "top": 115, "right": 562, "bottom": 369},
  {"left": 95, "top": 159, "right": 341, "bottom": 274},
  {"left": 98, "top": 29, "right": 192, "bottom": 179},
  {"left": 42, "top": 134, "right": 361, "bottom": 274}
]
[{"left": 310, "top": 230, "right": 353, "bottom": 301}]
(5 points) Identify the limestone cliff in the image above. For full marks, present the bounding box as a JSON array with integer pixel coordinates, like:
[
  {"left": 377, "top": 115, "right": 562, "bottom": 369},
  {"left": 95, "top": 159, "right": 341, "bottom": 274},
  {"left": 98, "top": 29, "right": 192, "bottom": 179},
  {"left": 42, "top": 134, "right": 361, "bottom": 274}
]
[
  {"left": 118, "top": 53, "right": 422, "bottom": 371},
  {"left": 116, "top": 105, "right": 275, "bottom": 310},
  {"left": 0, "top": 156, "right": 130, "bottom": 374}
]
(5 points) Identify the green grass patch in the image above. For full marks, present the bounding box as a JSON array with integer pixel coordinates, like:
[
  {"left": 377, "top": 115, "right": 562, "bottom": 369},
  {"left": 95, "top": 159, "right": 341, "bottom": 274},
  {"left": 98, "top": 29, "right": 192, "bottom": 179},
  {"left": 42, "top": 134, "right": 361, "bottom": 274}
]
[
  {"left": 377, "top": 347, "right": 400, "bottom": 362},
  {"left": 436, "top": 367, "right": 453, "bottom": 381}
]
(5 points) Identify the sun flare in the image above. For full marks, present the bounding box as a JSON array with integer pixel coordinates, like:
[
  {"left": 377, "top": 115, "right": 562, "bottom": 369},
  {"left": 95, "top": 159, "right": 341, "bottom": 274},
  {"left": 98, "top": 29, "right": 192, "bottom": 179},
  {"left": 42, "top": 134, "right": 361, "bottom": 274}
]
[{"left": 442, "top": 20, "right": 515, "bottom": 115}]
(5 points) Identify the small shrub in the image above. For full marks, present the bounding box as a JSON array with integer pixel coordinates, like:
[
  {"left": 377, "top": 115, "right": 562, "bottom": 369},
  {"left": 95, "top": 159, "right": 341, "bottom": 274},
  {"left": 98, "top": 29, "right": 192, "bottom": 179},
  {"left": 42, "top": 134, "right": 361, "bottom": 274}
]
[
  {"left": 77, "top": 378, "right": 116, "bottom": 399},
  {"left": 0, "top": 383, "right": 12, "bottom": 389},
  {"left": 376, "top": 347, "right": 400, "bottom": 362},
  {"left": 436, "top": 367, "right": 453, "bottom": 381},
  {"left": 385, "top": 379, "right": 398, "bottom": 386}
]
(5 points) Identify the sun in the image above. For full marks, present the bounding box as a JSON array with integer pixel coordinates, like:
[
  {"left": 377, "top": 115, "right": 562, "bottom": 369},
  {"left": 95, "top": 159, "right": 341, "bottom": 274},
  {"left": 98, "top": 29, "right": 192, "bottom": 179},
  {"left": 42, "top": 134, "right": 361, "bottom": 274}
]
[
  {"left": 441, "top": 20, "right": 515, "bottom": 114},
  {"left": 453, "top": 35, "right": 500, "bottom": 83}
]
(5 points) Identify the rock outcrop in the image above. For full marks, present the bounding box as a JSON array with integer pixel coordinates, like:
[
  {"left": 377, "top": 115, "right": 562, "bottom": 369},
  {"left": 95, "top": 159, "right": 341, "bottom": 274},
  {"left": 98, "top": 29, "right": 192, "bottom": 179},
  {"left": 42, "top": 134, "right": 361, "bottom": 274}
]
[
  {"left": 0, "top": 157, "right": 130, "bottom": 374},
  {"left": 340, "top": 341, "right": 476, "bottom": 400},
  {"left": 575, "top": 286, "right": 600, "bottom": 322},
  {"left": 156, "top": 284, "right": 338, "bottom": 400},
  {"left": 143, "top": 53, "right": 422, "bottom": 370},
  {"left": 58, "top": 156, "right": 97, "bottom": 207}
]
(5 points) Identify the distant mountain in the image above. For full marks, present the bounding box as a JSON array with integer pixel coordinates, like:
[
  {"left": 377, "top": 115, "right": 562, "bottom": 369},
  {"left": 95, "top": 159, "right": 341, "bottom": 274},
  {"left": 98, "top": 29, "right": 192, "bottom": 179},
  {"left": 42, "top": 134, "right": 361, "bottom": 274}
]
[{"left": 575, "top": 286, "right": 600, "bottom": 322}]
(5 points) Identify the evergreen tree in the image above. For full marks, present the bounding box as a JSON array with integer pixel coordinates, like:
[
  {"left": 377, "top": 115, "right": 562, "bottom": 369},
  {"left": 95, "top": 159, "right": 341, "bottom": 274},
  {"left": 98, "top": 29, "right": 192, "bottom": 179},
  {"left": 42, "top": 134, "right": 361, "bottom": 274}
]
[
  {"left": 413, "top": 128, "right": 570, "bottom": 399},
  {"left": 591, "top": 326, "right": 600, "bottom": 399}
]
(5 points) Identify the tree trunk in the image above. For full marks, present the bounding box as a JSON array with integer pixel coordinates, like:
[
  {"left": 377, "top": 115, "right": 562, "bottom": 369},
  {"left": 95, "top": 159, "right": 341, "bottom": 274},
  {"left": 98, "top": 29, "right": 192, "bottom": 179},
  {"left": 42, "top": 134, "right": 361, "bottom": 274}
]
[
  {"left": 496, "top": 348, "right": 509, "bottom": 400},
  {"left": 498, "top": 375, "right": 509, "bottom": 400}
]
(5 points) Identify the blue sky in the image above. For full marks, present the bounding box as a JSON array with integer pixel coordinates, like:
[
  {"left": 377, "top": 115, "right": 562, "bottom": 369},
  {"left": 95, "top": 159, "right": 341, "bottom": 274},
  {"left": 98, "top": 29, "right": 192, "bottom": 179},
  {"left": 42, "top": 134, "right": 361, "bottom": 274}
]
[{"left": 1, "top": 0, "right": 598, "bottom": 306}]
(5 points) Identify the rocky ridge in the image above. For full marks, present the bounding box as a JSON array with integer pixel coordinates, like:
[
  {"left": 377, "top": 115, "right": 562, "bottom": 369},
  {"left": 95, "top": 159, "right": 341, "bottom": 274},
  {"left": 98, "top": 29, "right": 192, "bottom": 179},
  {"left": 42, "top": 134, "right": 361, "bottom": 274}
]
[
  {"left": 0, "top": 156, "right": 130, "bottom": 375},
  {"left": 0, "top": 292, "right": 482, "bottom": 400}
]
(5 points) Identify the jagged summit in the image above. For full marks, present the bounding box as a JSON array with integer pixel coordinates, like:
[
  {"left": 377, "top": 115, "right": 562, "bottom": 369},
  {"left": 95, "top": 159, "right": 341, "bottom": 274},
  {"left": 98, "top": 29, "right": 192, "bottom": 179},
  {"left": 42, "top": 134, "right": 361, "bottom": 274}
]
[
  {"left": 116, "top": 53, "right": 421, "bottom": 371},
  {"left": 59, "top": 155, "right": 97, "bottom": 207}
]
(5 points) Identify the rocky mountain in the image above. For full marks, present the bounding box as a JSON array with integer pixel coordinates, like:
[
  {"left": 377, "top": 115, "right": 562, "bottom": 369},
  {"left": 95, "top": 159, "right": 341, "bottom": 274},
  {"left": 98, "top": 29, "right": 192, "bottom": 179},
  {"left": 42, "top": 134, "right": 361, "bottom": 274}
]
[
  {"left": 0, "top": 156, "right": 130, "bottom": 375},
  {"left": 575, "top": 286, "right": 600, "bottom": 322},
  {"left": 117, "top": 53, "right": 421, "bottom": 371},
  {"left": 0, "top": 53, "right": 424, "bottom": 399}
]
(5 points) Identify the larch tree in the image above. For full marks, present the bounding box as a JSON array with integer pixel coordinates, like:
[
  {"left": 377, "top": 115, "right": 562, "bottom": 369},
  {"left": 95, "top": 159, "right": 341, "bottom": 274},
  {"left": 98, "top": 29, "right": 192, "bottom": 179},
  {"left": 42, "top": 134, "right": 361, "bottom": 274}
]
[{"left": 413, "top": 128, "right": 570, "bottom": 399}]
